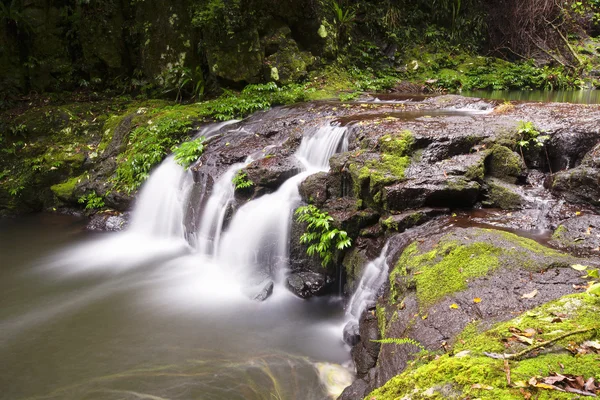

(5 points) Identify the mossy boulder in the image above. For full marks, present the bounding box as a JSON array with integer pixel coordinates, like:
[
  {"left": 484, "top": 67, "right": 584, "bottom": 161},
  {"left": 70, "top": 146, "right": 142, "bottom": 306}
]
[
  {"left": 485, "top": 145, "right": 525, "bottom": 183},
  {"left": 549, "top": 214, "right": 600, "bottom": 257},
  {"left": 263, "top": 26, "right": 315, "bottom": 85},
  {"left": 366, "top": 293, "right": 600, "bottom": 400},
  {"left": 482, "top": 178, "right": 524, "bottom": 210},
  {"left": 341, "top": 227, "right": 594, "bottom": 399}
]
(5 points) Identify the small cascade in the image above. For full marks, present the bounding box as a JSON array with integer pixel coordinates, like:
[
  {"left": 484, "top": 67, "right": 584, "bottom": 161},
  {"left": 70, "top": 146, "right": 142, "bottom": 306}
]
[
  {"left": 196, "top": 161, "right": 247, "bottom": 255},
  {"left": 345, "top": 243, "right": 390, "bottom": 323},
  {"left": 129, "top": 156, "right": 193, "bottom": 239},
  {"left": 213, "top": 124, "right": 347, "bottom": 283}
]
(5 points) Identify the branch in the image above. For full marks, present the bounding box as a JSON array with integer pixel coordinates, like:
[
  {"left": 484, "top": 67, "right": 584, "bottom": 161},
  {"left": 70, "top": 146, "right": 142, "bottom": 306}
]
[
  {"left": 543, "top": 17, "right": 583, "bottom": 67},
  {"left": 484, "top": 327, "right": 597, "bottom": 360}
]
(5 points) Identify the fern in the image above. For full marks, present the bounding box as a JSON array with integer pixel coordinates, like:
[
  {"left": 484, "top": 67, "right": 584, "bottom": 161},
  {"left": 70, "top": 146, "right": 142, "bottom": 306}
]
[
  {"left": 173, "top": 136, "right": 206, "bottom": 168},
  {"left": 295, "top": 205, "right": 352, "bottom": 267},
  {"left": 232, "top": 171, "right": 253, "bottom": 189},
  {"left": 371, "top": 337, "right": 426, "bottom": 351}
]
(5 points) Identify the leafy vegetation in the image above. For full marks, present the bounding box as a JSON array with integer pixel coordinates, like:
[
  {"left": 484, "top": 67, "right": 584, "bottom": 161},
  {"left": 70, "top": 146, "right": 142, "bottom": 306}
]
[
  {"left": 78, "top": 191, "right": 105, "bottom": 210},
  {"left": 372, "top": 337, "right": 426, "bottom": 351},
  {"left": 173, "top": 137, "right": 206, "bottom": 168},
  {"left": 295, "top": 205, "right": 352, "bottom": 267},
  {"left": 232, "top": 171, "right": 253, "bottom": 189}
]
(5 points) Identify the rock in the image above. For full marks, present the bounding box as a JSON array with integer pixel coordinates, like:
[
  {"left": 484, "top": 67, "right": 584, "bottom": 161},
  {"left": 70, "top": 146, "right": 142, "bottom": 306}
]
[
  {"left": 263, "top": 26, "right": 315, "bottom": 85},
  {"left": 549, "top": 213, "right": 600, "bottom": 257},
  {"left": 547, "top": 129, "right": 600, "bottom": 171},
  {"left": 344, "top": 226, "right": 595, "bottom": 396},
  {"left": 351, "top": 308, "right": 381, "bottom": 377},
  {"left": 343, "top": 321, "right": 360, "bottom": 346},
  {"left": 482, "top": 178, "right": 524, "bottom": 210},
  {"left": 286, "top": 272, "right": 331, "bottom": 299},
  {"left": 248, "top": 280, "right": 274, "bottom": 302},
  {"left": 485, "top": 145, "right": 526, "bottom": 183},
  {"left": 299, "top": 172, "right": 329, "bottom": 207},
  {"left": 380, "top": 208, "right": 449, "bottom": 232},
  {"left": 339, "top": 378, "right": 369, "bottom": 400},
  {"left": 244, "top": 155, "right": 303, "bottom": 196},
  {"left": 86, "top": 212, "right": 129, "bottom": 231},
  {"left": 551, "top": 142, "right": 600, "bottom": 211}
]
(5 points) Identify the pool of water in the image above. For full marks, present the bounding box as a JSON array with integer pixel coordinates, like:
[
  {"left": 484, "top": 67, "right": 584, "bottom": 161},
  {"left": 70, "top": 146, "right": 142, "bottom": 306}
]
[{"left": 0, "top": 214, "right": 351, "bottom": 400}]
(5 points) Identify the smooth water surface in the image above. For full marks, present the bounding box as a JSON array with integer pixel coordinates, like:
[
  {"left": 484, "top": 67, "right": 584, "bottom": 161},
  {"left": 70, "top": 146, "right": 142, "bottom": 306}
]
[
  {"left": 0, "top": 214, "right": 350, "bottom": 400},
  {"left": 462, "top": 89, "right": 600, "bottom": 104}
]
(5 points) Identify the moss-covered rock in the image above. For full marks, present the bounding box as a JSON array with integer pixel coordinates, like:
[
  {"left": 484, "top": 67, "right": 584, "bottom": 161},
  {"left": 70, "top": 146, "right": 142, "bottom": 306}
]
[
  {"left": 366, "top": 293, "right": 600, "bottom": 400},
  {"left": 486, "top": 145, "right": 525, "bottom": 183},
  {"left": 482, "top": 178, "right": 524, "bottom": 210}
]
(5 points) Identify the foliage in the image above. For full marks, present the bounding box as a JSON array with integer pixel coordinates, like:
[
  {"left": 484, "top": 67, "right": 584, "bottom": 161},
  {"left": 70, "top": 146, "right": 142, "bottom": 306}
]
[
  {"left": 78, "top": 191, "right": 105, "bottom": 210},
  {"left": 517, "top": 121, "right": 549, "bottom": 149},
  {"left": 295, "top": 205, "right": 352, "bottom": 267},
  {"left": 114, "top": 111, "right": 192, "bottom": 193},
  {"left": 162, "top": 65, "right": 205, "bottom": 103},
  {"left": 232, "top": 170, "right": 253, "bottom": 189},
  {"left": 173, "top": 136, "right": 206, "bottom": 168}
]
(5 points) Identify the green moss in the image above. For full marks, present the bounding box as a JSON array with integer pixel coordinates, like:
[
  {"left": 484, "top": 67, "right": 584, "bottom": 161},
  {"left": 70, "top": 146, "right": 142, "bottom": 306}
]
[
  {"left": 367, "top": 294, "right": 600, "bottom": 400},
  {"left": 50, "top": 176, "right": 84, "bottom": 201},
  {"left": 376, "top": 303, "right": 388, "bottom": 337},
  {"left": 486, "top": 145, "right": 524, "bottom": 181},
  {"left": 552, "top": 225, "right": 567, "bottom": 240},
  {"left": 465, "top": 156, "right": 485, "bottom": 180},
  {"left": 484, "top": 180, "right": 523, "bottom": 210},
  {"left": 390, "top": 229, "right": 572, "bottom": 309}
]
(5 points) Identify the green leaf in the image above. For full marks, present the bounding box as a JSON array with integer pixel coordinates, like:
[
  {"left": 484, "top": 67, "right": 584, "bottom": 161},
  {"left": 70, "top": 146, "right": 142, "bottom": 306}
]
[
  {"left": 587, "top": 283, "right": 600, "bottom": 296},
  {"left": 571, "top": 264, "right": 589, "bottom": 271}
]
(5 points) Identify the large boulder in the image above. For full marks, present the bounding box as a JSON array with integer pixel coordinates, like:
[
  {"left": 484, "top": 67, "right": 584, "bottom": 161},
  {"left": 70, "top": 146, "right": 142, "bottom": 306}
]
[{"left": 343, "top": 227, "right": 594, "bottom": 396}]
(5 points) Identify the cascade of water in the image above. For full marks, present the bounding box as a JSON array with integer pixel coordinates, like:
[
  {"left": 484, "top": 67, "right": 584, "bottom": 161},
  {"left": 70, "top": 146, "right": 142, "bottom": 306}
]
[
  {"left": 345, "top": 243, "right": 390, "bottom": 323},
  {"left": 196, "top": 161, "right": 247, "bottom": 255},
  {"left": 129, "top": 156, "right": 193, "bottom": 239},
  {"left": 214, "top": 124, "right": 347, "bottom": 283},
  {"left": 128, "top": 121, "right": 240, "bottom": 240}
]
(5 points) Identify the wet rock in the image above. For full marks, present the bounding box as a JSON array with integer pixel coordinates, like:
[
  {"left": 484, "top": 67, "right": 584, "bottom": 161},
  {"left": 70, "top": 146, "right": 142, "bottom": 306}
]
[
  {"left": 86, "top": 212, "right": 129, "bottom": 231},
  {"left": 343, "top": 321, "right": 360, "bottom": 346},
  {"left": 485, "top": 145, "right": 526, "bottom": 183},
  {"left": 249, "top": 280, "right": 274, "bottom": 302},
  {"left": 286, "top": 272, "right": 332, "bottom": 299},
  {"left": 351, "top": 308, "right": 381, "bottom": 378},
  {"left": 325, "top": 198, "right": 380, "bottom": 238},
  {"left": 551, "top": 142, "right": 600, "bottom": 211},
  {"left": 299, "top": 172, "right": 329, "bottom": 207},
  {"left": 549, "top": 213, "right": 600, "bottom": 257},
  {"left": 339, "top": 378, "right": 369, "bottom": 400},
  {"left": 482, "top": 178, "right": 524, "bottom": 210},
  {"left": 380, "top": 208, "right": 449, "bottom": 233},
  {"left": 547, "top": 128, "right": 600, "bottom": 171},
  {"left": 244, "top": 155, "right": 303, "bottom": 196},
  {"left": 288, "top": 217, "right": 327, "bottom": 275},
  {"left": 345, "top": 226, "right": 595, "bottom": 395}
]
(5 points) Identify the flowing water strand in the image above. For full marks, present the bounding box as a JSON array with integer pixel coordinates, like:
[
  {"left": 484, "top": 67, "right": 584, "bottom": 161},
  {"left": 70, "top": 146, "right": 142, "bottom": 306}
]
[
  {"left": 345, "top": 243, "right": 390, "bottom": 323},
  {"left": 215, "top": 124, "right": 347, "bottom": 284}
]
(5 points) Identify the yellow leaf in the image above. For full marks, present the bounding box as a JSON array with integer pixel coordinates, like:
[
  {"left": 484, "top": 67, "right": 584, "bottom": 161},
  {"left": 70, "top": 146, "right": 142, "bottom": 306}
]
[
  {"left": 571, "top": 264, "right": 589, "bottom": 271},
  {"left": 473, "top": 297, "right": 482, "bottom": 303},
  {"left": 450, "top": 303, "right": 460, "bottom": 309},
  {"left": 421, "top": 314, "right": 428, "bottom": 320},
  {"left": 471, "top": 384, "right": 494, "bottom": 390},
  {"left": 576, "top": 211, "right": 582, "bottom": 216},
  {"left": 534, "top": 383, "right": 563, "bottom": 391}
]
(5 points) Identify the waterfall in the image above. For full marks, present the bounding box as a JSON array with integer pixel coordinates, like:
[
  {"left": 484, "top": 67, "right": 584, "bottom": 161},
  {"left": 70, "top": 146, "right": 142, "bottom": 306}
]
[
  {"left": 129, "top": 156, "right": 193, "bottom": 239},
  {"left": 129, "top": 121, "right": 239, "bottom": 240},
  {"left": 345, "top": 243, "right": 390, "bottom": 323},
  {"left": 212, "top": 124, "right": 347, "bottom": 283}
]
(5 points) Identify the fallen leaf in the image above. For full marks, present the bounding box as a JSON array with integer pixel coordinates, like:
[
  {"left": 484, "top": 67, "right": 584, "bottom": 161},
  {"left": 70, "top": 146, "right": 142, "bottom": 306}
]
[
  {"left": 587, "top": 269, "right": 599, "bottom": 279},
  {"left": 535, "top": 383, "right": 565, "bottom": 391},
  {"left": 504, "top": 359, "right": 511, "bottom": 385},
  {"left": 576, "top": 211, "right": 582, "bottom": 216},
  {"left": 449, "top": 303, "right": 460, "bottom": 309},
  {"left": 587, "top": 283, "right": 600, "bottom": 296},
  {"left": 521, "top": 289, "right": 539, "bottom": 299},
  {"left": 421, "top": 314, "right": 428, "bottom": 320},
  {"left": 473, "top": 297, "right": 482, "bottom": 303},
  {"left": 519, "top": 388, "right": 532, "bottom": 399},
  {"left": 571, "top": 264, "right": 589, "bottom": 271},
  {"left": 514, "top": 335, "right": 534, "bottom": 345}
]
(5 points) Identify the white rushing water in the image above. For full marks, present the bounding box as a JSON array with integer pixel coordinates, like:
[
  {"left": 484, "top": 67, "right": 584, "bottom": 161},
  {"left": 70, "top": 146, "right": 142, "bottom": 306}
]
[
  {"left": 345, "top": 243, "right": 390, "bottom": 323},
  {"left": 213, "top": 125, "right": 347, "bottom": 283}
]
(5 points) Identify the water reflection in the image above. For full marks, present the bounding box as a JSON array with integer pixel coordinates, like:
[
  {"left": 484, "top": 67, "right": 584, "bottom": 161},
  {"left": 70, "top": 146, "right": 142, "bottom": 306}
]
[{"left": 462, "top": 89, "right": 600, "bottom": 104}]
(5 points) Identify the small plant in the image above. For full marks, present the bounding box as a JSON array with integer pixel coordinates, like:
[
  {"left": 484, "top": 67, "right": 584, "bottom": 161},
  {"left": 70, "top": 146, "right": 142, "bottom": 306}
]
[
  {"left": 78, "top": 191, "right": 105, "bottom": 210},
  {"left": 517, "top": 121, "right": 550, "bottom": 169},
  {"left": 295, "top": 205, "right": 352, "bottom": 267},
  {"left": 173, "top": 136, "right": 206, "bottom": 168},
  {"left": 232, "top": 170, "right": 253, "bottom": 189}
]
